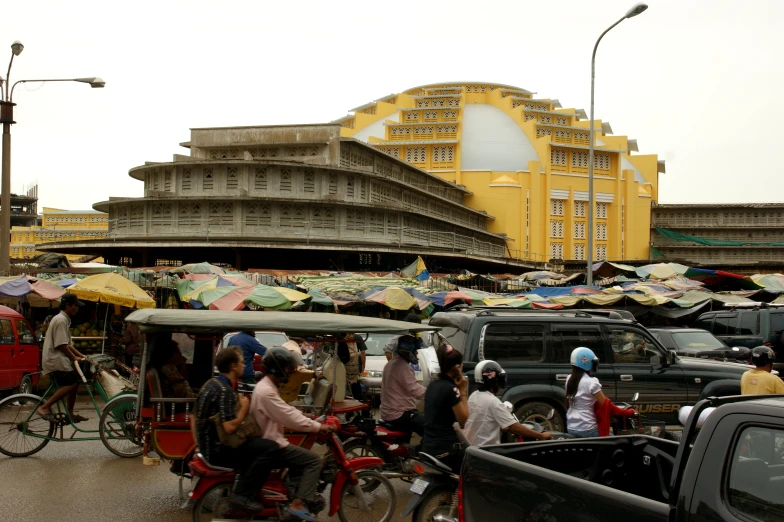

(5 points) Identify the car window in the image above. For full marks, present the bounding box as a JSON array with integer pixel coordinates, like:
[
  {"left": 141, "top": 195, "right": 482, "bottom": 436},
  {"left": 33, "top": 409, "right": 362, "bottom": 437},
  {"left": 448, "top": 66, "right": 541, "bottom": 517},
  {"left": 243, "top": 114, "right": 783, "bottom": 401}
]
[
  {"left": 727, "top": 426, "right": 784, "bottom": 521},
  {"left": 438, "top": 326, "right": 466, "bottom": 354},
  {"left": 693, "top": 317, "right": 713, "bottom": 332},
  {"left": 0, "top": 319, "right": 14, "bottom": 344},
  {"left": 670, "top": 331, "right": 726, "bottom": 350},
  {"left": 738, "top": 312, "right": 760, "bottom": 336},
  {"left": 480, "top": 324, "right": 544, "bottom": 364},
  {"left": 608, "top": 326, "right": 661, "bottom": 364},
  {"left": 713, "top": 314, "right": 738, "bottom": 336},
  {"left": 15, "top": 320, "right": 36, "bottom": 345},
  {"left": 551, "top": 325, "right": 604, "bottom": 364},
  {"left": 362, "top": 334, "right": 397, "bottom": 356},
  {"left": 771, "top": 313, "right": 784, "bottom": 336}
]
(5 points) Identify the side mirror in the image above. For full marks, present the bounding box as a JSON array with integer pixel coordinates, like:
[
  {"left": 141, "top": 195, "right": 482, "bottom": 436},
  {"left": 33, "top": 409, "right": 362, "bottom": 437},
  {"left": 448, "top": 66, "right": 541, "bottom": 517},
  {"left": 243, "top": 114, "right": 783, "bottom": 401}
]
[
  {"left": 668, "top": 350, "right": 678, "bottom": 365},
  {"left": 631, "top": 392, "right": 640, "bottom": 402},
  {"left": 650, "top": 355, "right": 661, "bottom": 365},
  {"left": 732, "top": 347, "right": 741, "bottom": 352}
]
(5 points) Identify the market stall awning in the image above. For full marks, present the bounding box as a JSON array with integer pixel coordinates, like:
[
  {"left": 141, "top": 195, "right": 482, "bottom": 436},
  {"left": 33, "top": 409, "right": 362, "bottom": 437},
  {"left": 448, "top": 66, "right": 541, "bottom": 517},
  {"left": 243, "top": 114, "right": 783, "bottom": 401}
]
[{"left": 68, "top": 272, "right": 156, "bottom": 309}]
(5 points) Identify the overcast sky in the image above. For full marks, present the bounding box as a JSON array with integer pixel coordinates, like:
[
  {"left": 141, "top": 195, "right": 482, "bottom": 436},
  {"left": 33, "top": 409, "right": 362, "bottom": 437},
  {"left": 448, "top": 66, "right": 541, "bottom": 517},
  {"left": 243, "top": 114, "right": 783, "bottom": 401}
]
[{"left": 1, "top": 0, "right": 780, "bottom": 211}]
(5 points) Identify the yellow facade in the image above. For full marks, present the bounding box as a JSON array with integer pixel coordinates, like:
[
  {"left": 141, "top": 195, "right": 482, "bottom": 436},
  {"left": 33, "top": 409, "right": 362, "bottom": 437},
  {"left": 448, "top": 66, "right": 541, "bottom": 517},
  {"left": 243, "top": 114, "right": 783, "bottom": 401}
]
[
  {"left": 337, "top": 82, "right": 661, "bottom": 262},
  {"left": 11, "top": 207, "right": 109, "bottom": 260}
]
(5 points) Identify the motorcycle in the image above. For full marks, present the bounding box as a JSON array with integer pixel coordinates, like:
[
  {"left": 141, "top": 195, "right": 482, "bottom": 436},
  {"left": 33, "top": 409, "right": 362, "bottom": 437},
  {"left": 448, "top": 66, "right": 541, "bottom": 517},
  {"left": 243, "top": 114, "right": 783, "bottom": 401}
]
[
  {"left": 502, "top": 402, "right": 574, "bottom": 442},
  {"left": 341, "top": 414, "right": 420, "bottom": 482},
  {"left": 187, "top": 413, "right": 396, "bottom": 522}
]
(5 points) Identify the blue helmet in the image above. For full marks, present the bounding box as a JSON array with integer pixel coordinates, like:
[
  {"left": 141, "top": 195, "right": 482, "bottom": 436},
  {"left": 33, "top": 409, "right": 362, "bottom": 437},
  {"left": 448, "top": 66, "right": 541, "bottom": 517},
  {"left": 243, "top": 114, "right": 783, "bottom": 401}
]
[{"left": 570, "top": 347, "right": 599, "bottom": 373}]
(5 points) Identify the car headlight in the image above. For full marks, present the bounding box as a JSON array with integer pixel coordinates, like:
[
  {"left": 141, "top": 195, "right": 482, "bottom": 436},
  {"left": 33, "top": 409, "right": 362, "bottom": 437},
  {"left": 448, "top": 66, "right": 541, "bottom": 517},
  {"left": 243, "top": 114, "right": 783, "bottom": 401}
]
[{"left": 362, "top": 370, "right": 383, "bottom": 378}]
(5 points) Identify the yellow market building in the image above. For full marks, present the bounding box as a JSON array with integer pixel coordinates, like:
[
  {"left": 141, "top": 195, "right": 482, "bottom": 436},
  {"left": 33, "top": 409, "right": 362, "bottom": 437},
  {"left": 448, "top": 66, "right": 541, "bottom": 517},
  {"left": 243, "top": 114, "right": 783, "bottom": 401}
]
[
  {"left": 11, "top": 207, "right": 108, "bottom": 260},
  {"left": 336, "top": 82, "right": 664, "bottom": 263}
]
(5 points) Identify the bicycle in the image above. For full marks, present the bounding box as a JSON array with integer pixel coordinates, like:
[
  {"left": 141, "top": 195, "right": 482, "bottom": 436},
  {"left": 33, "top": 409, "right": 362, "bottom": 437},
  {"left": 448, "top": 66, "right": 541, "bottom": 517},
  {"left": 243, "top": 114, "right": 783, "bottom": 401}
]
[{"left": 0, "top": 354, "right": 142, "bottom": 458}]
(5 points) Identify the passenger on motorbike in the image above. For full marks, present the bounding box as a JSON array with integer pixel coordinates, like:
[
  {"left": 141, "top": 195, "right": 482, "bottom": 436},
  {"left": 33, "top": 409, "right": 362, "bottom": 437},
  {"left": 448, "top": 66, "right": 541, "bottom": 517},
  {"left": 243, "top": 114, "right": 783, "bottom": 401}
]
[
  {"left": 464, "top": 360, "right": 552, "bottom": 445},
  {"left": 380, "top": 335, "right": 426, "bottom": 437},
  {"left": 251, "top": 347, "right": 337, "bottom": 522},
  {"left": 192, "top": 346, "right": 281, "bottom": 512}
]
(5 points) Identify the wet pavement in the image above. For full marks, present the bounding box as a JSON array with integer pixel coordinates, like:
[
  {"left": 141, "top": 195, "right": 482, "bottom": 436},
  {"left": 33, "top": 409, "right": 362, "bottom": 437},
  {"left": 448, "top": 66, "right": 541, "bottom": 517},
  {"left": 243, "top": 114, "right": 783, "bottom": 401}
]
[{"left": 0, "top": 399, "right": 414, "bottom": 521}]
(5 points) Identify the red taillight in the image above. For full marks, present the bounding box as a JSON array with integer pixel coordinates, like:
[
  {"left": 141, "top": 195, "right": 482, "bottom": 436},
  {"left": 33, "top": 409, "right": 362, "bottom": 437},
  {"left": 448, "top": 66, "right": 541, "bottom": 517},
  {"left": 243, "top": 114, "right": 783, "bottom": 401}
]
[
  {"left": 458, "top": 474, "right": 464, "bottom": 522},
  {"left": 764, "top": 342, "right": 773, "bottom": 347}
]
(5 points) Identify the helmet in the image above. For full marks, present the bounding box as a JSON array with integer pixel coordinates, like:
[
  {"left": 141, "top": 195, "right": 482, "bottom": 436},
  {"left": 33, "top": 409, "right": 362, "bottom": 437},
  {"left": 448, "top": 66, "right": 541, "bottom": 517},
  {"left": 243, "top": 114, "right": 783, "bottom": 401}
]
[
  {"left": 396, "top": 335, "right": 419, "bottom": 364},
  {"left": 570, "top": 347, "right": 599, "bottom": 373},
  {"left": 751, "top": 346, "right": 776, "bottom": 368},
  {"left": 474, "top": 360, "right": 507, "bottom": 389},
  {"left": 263, "top": 346, "right": 302, "bottom": 384}
]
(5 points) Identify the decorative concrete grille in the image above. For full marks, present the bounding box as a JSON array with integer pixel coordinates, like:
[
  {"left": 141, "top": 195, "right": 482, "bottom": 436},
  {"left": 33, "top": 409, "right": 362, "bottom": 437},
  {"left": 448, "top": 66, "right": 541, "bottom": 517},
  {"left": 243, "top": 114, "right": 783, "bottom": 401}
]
[
  {"left": 550, "top": 220, "right": 564, "bottom": 238},
  {"left": 555, "top": 130, "right": 570, "bottom": 140},
  {"left": 280, "top": 204, "right": 305, "bottom": 229},
  {"left": 536, "top": 105, "right": 548, "bottom": 111},
  {"left": 406, "top": 112, "right": 419, "bottom": 121},
  {"left": 556, "top": 117, "right": 568, "bottom": 125},
  {"left": 447, "top": 99, "right": 459, "bottom": 107},
  {"left": 304, "top": 170, "right": 315, "bottom": 193},
  {"left": 594, "top": 153, "right": 610, "bottom": 170},
  {"left": 254, "top": 168, "right": 267, "bottom": 190},
  {"left": 524, "top": 114, "right": 536, "bottom": 121},
  {"left": 245, "top": 203, "right": 271, "bottom": 227},
  {"left": 179, "top": 202, "right": 202, "bottom": 227},
  {"left": 368, "top": 211, "right": 384, "bottom": 234},
  {"left": 391, "top": 127, "right": 410, "bottom": 136},
  {"left": 203, "top": 170, "right": 214, "bottom": 190},
  {"left": 164, "top": 170, "right": 172, "bottom": 191},
  {"left": 572, "top": 151, "right": 589, "bottom": 168},
  {"left": 346, "top": 209, "right": 365, "bottom": 232},
  {"left": 551, "top": 199, "right": 564, "bottom": 216},
  {"left": 328, "top": 173, "right": 338, "bottom": 195},
  {"left": 551, "top": 148, "right": 567, "bottom": 166},
  {"left": 209, "top": 148, "right": 240, "bottom": 160},
  {"left": 596, "top": 245, "right": 607, "bottom": 260},
  {"left": 597, "top": 202, "right": 608, "bottom": 219},
  {"left": 152, "top": 203, "right": 172, "bottom": 228},
  {"left": 227, "top": 168, "right": 239, "bottom": 190},
  {"left": 444, "top": 111, "right": 457, "bottom": 119},
  {"left": 574, "top": 222, "right": 585, "bottom": 238},
  {"left": 417, "top": 100, "right": 427, "bottom": 108},
  {"left": 425, "top": 112, "right": 437, "bottom": 120},
  {"left": 551, "top": 243, "right": 563, "bottom": 259},
  {"left": 524, "top": 103, "right": 535, "bottom": 110},
  {"left": 359, "top": 179, "right": 366, "bottom": 199},
  {"left": 209, "top": 202, "right": 234, "bottom": 227},
  {"left": 597, "top": 223, "right": 607, "bottom": 240},
  {"left": 347, "top": 176, "right": 355, "bottom": 198},
  {"left": 311, "top": 207, "right": 335, "bottom": 229},
  {"left": 383, "top": 147, "right": 400, "bottom": 159},
  {"left": 130, "top": 204, "right": 144, "bottom": 230},
  {"left": 575, "top": 201, "right": 586, "bottom": 217},
  {"left": 574, "top": 244, "right": 585, "bottom": 260},
  {"left": 280, "top": 169, "right": 292, "bottom": 192},
  {"left": 540, "top": 115, "right": 552, "bottom": 124},
  {"left": 536, "top": 128, "right": 552, "bottom": 137},
  {"left": 574, "top": 132, "right": 589, "bottom": 145}
]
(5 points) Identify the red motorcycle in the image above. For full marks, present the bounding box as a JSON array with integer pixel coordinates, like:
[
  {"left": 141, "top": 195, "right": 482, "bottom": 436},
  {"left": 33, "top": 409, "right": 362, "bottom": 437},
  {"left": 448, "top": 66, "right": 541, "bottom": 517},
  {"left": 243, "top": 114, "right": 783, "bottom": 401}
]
[
  {"left": 188, "top": 414, "right": 396, "bottom": 522},
  {"left": 341, "top": 415, "right": 419, "bottom": 482}
]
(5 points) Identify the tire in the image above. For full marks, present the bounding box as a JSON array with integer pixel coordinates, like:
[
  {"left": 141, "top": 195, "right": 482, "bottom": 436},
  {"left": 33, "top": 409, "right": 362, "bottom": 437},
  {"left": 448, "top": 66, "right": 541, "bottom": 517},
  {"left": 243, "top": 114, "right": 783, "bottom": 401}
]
[
  {"left": 192, "top": 482, "right": 233, "bottom": 522},
  {"left": 99, "top": 394, "right": 142, "bottom": 458},
  {"left": 412, "top": 485, "right": 456, "bottom": 522},
  {"left": 14, "top": 375, "right": 32, "bottom": 395},
  {"left": 0, "top": 393, "right": 54, "bottom": 457},
  {"left": 516, "top": 401, "right": 565, "bottom": 433},
  {"left": 338, "top": 469, "right": 396, "bottom": 522},
  {"left": 342, "top": 440, "right": 385, "bottom": 492}
]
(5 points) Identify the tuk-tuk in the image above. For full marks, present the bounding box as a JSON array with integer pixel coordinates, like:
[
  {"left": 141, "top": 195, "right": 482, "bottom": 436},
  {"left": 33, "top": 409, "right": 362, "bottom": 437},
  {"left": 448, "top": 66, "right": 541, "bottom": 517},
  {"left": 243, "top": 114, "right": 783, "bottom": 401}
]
[{"left": 126, "top": 309, "right": 434, "bottom": 521}]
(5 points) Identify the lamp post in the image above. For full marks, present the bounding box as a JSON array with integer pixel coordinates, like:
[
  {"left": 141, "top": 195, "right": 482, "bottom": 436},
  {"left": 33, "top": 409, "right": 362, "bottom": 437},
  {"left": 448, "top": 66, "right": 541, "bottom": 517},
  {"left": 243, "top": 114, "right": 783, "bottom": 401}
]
[
  {"left": 0, "top": 40, "right": 104, "bottom": 274},
  {"left": 586, "top": 3, "right": 647, "bottom": 288}
]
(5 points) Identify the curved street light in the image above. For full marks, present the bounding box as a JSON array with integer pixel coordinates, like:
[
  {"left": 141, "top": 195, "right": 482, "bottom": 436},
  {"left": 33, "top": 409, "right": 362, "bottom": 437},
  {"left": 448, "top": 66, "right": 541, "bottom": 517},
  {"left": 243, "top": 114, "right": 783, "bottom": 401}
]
[
  {"left": 0, "top": 41, "right": 104, "bottom": 273},
  {"left": 586, "top": 3, "right": 648, "bottom": 288}
]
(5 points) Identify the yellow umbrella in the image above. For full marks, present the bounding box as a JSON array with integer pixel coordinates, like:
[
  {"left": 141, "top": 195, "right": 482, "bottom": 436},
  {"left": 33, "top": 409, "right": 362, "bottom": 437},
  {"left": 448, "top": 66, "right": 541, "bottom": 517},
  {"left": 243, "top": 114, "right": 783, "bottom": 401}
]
[
  {"left": 275, "top": 287, "right": 312, "bottom": 303},
  {"left": 68, "top": 272, "right": 156, "bottom": 309}
]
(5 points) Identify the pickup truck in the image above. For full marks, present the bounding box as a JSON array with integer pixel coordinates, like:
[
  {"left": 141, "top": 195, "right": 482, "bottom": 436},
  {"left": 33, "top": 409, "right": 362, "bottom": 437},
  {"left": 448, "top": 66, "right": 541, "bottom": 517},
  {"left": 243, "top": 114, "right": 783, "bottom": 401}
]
[{"left": 460, "top": 395, "right": 784, "bottom": 522}]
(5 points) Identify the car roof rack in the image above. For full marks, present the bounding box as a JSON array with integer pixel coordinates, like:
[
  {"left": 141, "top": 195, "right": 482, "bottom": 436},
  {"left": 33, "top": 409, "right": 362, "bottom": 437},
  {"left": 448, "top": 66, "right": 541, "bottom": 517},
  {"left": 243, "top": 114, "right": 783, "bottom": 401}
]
[{"left": 446, "top": 305, "right": 628, "bottom": 321}]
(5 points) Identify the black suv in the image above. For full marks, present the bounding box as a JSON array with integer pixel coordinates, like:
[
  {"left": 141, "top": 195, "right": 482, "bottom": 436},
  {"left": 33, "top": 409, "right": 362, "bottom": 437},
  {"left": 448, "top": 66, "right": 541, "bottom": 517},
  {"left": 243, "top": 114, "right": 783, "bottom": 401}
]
[
  {"left": 429, "top": 308, "right": 748, "bottom": 431},
  {"left": 693, "top": 306, "right": 784, "bottom": 370}
]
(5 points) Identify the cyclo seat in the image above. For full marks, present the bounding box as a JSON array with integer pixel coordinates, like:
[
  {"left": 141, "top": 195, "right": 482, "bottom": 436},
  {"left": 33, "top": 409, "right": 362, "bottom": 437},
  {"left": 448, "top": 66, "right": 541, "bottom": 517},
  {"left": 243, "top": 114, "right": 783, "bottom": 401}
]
[
  {"left": 417, "top": 452, "right": 453, "bottom": 473},
  {"left": 190, "top": 453, "right": 235, "bottom": 476}
]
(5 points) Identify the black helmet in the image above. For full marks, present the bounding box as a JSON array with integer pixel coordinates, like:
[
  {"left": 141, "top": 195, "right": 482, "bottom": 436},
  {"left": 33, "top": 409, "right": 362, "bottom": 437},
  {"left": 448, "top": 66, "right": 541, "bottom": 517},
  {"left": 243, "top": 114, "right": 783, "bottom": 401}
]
[
  {"left": 263, "top": 346, "right": 301, "bottom": 383},
  {"left": 396, "top": 335, "right": 419, "bottom": 364},
  {"left": 751, "top": 346, "right": 776, "bottom": 368},
  {"left": 474, "top": 360, "right": 507, "bottom": 390}
]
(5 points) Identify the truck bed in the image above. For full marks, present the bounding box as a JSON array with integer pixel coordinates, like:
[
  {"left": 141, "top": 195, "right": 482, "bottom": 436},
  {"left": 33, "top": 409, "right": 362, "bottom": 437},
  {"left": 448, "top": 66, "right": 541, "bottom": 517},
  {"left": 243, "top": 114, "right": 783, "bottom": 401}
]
[{"left": 462, "top": 435, "right": 679, "bottom": 522}]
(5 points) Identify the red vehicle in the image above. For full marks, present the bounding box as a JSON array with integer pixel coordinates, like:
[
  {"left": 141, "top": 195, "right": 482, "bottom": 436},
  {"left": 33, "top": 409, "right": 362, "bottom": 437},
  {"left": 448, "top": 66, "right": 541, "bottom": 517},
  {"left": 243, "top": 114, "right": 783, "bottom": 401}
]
[{"left": 0, "top": 306, "right": 40, "bottom": 394}]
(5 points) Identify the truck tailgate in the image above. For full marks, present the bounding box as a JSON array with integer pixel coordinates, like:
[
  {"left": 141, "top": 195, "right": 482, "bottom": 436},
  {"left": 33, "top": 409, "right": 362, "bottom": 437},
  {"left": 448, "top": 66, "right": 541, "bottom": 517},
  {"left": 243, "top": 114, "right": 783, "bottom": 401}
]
[{"left": 462, "top": 445, "right": 670, "bottom": 522}]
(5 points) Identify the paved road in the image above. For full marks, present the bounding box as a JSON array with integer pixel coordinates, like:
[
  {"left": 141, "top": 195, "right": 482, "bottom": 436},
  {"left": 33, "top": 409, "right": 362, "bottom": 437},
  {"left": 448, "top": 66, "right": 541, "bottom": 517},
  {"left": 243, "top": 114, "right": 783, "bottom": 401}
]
[{"left": 0, "top": 399, "right": 414, "bottom": 522}]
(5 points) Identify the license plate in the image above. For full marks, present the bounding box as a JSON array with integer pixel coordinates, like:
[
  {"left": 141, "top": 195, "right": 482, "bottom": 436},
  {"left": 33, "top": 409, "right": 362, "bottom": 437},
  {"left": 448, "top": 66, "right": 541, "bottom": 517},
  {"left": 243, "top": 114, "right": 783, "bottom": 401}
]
[{"left": 409, "top": 478, "right": 429, "bottom": 495}]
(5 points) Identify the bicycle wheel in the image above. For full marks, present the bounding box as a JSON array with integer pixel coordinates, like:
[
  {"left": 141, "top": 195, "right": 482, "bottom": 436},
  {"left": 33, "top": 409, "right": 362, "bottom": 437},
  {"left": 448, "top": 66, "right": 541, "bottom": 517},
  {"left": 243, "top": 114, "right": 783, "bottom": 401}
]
[
  {"left": 338, "top": 469, "right": 396, "bottom": 522},
  {"left": 100, "top": 394, "right": 143, "bottom": 458},
  {"left": 0, "top": 394, "right": 54, "bottom": 457}
]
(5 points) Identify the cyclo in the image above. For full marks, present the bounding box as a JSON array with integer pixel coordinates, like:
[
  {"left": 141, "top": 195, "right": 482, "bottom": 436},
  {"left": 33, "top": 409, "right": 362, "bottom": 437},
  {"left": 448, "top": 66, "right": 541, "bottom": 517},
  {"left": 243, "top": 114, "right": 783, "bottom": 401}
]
[
  {"left": 122, "top": 309, "right": 433, "bottom": 522},
  {"left": 0, "top": 353, "right": 141, "bottom": 458}
]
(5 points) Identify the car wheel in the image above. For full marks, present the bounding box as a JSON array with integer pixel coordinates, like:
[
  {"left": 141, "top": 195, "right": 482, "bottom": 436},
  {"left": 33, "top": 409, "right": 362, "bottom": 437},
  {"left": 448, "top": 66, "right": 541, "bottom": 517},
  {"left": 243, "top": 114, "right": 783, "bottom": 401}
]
[
  {"left": 516, "top": 401, "right": 565, "bottom": 433},
  {"left": 14, "top": 375, "right": 32, "bottom": 395}
]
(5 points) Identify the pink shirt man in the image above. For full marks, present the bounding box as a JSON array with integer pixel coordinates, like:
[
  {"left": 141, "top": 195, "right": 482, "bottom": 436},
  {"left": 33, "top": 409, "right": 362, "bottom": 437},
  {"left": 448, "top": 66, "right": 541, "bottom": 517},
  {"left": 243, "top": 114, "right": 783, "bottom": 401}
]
[
  {"left": 380, "top": 356, "right": 426, "bottom": 421},
  {"left": 251, "top": 375, "right": 320, "bottom": 448}
]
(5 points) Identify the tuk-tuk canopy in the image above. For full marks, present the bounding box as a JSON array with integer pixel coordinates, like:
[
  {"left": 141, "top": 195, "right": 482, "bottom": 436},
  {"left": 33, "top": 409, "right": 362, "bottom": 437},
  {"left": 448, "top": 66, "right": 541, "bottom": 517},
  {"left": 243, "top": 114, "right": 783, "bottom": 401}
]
[{"left": 125, "top": 309, "right": 437, "bottom": 335}]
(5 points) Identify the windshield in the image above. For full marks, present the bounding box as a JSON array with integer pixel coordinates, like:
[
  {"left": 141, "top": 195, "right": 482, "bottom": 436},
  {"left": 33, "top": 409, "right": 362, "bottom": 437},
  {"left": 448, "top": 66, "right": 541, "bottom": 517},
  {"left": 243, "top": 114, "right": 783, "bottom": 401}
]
[
  {"left": 255, "top": 332, "right": 289, "bottom": 347},
  {"left": 671, "top": 331, "right": 727, "bottom": 350},
  {"left": 362, "top": 333, "right": 398, "bottom": 356}
]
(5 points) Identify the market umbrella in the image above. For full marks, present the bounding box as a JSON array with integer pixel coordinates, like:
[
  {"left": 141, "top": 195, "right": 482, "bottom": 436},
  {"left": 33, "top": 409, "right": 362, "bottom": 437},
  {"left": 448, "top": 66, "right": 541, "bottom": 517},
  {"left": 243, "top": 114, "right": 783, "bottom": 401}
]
[
  {"left": 67, "top": 272, "right": 156, "bottom": 354},
  {"left": 429, "top": 291, "right": 473, "bottom": 307},
  {"left": 363, "top": 287, "right": 417, "bottom": 310},
  {"left": 200, "top": 284, "right": 311, "bottom": 311}
]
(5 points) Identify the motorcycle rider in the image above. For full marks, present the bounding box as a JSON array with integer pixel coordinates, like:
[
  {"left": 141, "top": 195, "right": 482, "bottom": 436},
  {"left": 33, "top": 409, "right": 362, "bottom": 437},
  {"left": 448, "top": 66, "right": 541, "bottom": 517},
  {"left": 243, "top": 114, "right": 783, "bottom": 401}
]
[
  {"left": 380, "top": 335, "right": 426, "bottom": 437},
  {"left": 464, "top": 360, "right": 553, "bottom": 445},
  {"left": 741, "top": 346, "right": 784, "bottom": 395},
  {"left": 251, "top": 347, "right": 337, "bottom": 522}
]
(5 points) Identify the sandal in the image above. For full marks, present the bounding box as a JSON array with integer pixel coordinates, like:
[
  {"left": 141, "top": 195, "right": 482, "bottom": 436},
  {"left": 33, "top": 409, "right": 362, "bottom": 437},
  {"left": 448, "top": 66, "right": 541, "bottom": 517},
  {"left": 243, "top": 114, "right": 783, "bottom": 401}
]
[
  {"left": 37, "top": 412, "right": 55, "bottom": 421},
  {"left": 286, "top": 506, "right": 316, "bottom": 521},
  {"left": 71, "top": 414, "right": 89, "bottom": 423}
]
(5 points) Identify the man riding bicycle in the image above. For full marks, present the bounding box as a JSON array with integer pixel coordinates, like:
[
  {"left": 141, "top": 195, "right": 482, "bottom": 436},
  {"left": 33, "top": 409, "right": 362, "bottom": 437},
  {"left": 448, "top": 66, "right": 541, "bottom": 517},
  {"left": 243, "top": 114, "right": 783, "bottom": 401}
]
[{"left": 251, "top": 347, "right": 336, "bottom": 522}]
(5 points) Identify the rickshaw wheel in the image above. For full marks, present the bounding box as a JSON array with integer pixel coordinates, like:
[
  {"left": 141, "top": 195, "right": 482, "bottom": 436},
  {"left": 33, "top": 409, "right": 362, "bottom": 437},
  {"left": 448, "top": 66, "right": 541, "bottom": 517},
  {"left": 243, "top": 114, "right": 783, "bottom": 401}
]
[
  {"left": 0, "top": 394, "right": 54, "bottom": 457},
  {"left": 192, "top": 483, "right": 233, "bottom": 522},
  {"left": 99, "top": 394, "right": 143, "bottom": 458}
]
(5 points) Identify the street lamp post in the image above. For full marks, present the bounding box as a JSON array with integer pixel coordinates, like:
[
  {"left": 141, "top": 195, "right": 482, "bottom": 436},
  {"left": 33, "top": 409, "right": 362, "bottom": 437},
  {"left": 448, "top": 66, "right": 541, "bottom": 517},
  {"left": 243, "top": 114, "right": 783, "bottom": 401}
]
[
  {"left": 586, "top": 3, "right": 648, "bottom": 288},
  {"left": 0, "top": 40, "right": 104, "bottom": 274}
]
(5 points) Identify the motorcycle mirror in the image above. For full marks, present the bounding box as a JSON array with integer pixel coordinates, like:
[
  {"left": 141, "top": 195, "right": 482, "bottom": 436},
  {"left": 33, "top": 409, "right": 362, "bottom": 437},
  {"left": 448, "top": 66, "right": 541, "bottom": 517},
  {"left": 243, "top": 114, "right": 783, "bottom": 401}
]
[
  {"left": 503, "top": 401, "right": 514, "bottom": 413},
  {"left": 547, "top": 409, "right": 555, "bottom": 420},
  {"left": 632, "top": 392, "right": 640, "bottom": 402}
]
